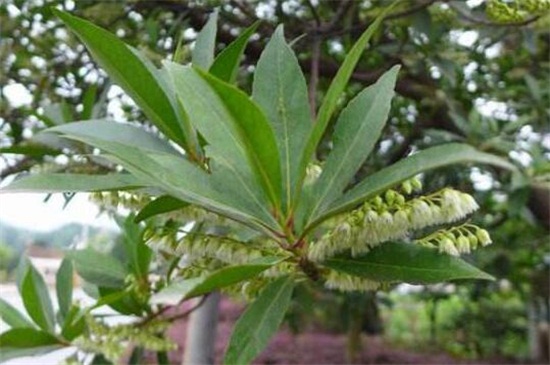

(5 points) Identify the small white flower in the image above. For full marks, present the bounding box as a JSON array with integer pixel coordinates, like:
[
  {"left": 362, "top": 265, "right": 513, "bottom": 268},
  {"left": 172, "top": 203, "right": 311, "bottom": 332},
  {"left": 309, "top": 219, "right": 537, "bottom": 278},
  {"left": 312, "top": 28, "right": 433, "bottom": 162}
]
[
  {"left": 467, "top": 233, "right": 479, "bottom": 249},
  {"left": 438, "top": 237, "right": 460, "bottom": 256},
  {"left": 411, "top": 200, "right": 432, "bottom": 228},
  {"left": 324, "top": 270, "right": 380, "bottom": 292},
  {"left": 393, "top": 210, "right": 410, "bottom": 230},
  {"left": 476, "top": 228, "right": 492, "bottom": 246},
  {"left": 363, "top": 209, "right": 378, "bottom": 224},
  {"left": 456, "top": 235, "right": 471, "bottom": 254}
]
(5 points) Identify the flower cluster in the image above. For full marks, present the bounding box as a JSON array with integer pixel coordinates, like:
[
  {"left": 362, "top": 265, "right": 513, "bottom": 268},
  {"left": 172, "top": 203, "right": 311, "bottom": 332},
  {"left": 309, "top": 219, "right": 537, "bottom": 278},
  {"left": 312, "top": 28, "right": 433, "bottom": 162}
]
[
  {"left": 308, "top": 185, "right": 480, "bottom": 262},
  {"left": 323, "top": 269, "right": 380, "bottom": 292},
  {"left": 174, "top": 235, "right": 268, "bottom": 264},
  {"left": 416, "top": 224, "right": 492, "bottom": 256},
  {"left": 90, "top": 191, "right": 151, "bottom": 212},
  {"left": 144, "top": 226, "right": 280, "bottom": 265},
  {"left": 75, "top": 315, "right": 176, "bottom": 364}
]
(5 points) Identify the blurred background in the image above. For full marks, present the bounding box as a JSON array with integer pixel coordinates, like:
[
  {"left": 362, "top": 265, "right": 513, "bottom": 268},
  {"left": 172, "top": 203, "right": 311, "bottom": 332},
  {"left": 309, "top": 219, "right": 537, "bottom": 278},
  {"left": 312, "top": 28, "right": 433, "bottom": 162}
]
[{"left": 0, "top": 0, "right": 549, "bottom": 364}]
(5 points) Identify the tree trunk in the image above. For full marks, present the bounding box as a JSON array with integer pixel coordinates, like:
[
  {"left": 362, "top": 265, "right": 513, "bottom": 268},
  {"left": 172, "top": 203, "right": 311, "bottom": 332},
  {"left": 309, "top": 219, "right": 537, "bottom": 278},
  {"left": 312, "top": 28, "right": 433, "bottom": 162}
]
[
  {"left": 528, "top": 299, "right": 540, "bottom": 362},
  {"left": 182, "top": 292, "right": 221, "bottom": 365}
]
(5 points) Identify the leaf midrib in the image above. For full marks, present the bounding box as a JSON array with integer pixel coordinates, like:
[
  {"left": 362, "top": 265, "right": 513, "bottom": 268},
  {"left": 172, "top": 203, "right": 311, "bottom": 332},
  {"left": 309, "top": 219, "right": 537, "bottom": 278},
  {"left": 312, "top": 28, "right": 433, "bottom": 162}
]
[
  {"left": 328, "top": 258, "right": 484, "bottom": 278},
  {"left": 188, "top": 79, "right": 276, "bottom": 221},
  {"left": 277, "top": 49, "right": 292, "bottom": 211},
  {"left": 233, "top": 278, "right": 292, "bottom": 362}
]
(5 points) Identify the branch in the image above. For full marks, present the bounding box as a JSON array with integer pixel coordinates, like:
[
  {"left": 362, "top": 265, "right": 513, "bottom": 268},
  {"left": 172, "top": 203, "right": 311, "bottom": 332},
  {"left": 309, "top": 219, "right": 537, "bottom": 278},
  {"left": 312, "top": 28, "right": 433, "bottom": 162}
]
[
  {"left": 308, "top": 37, "right": 321, "bottom": 119},
  {"left": 385, "top": 0, "right": 438, "bottom": 20},
  {"left": 138, "top": 295, "right": 208, "bottom": 328},
  {"left": 321, "top": 0, "right": 353, "bottom": 33},
  {"left": 0, "top": 157, "right": 34, "bottom": 181},
  {"left": 305, "top": 0, "right": 322, "bottom": 26}
]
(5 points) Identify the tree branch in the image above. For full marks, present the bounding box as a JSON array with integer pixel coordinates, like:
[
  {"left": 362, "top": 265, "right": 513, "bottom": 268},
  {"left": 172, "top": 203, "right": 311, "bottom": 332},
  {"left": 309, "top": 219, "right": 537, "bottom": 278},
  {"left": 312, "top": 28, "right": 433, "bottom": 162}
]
[
  {"left": 385, "top": 0, "right": 438, "bottom": 20},
  {"left": 308, "top": 36, "right": 321, "bottom": 119},
  {"left": 0, "top": 157, "right": 34, "bottom": 181}
]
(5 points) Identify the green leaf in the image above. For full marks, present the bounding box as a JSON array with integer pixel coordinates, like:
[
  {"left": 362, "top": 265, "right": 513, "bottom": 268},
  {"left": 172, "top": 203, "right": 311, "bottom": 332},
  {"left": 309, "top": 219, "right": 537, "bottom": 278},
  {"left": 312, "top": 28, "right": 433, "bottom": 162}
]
[
  {"left": 56, "top": 259, "right": 73, "bottom": 321},
  {"left": 53, "top": 129, "right": 278, "bottom": 232},
  {"left": 116, "top": 215, "right": 151, "bottom": 278},
  {"left": 97, "top": 287, "right": 145, "bottom": 316},
  {"left": 20, "top": 265, "right": 56, "bottom": 332},
  {"left": 0, "top": 144, "right": 60, "bottom": 157},
  {"left": 151, "top": 257, "right": 283, "bottom": 305},
  {"left": 324, "top": 242, "right": 494, "bottom": 283},
  {"left": 108, "top": 145, "right": 278, "bottom": 231},
  {"left": 168, "top": 63, "right": 282, "bottom": 211},
  {"left": 60, "top": 305, "right": 86, "bottom": 341},
  {"left": 44, "top": 118, "right": 279, "bottom": 232},
  {"left": 306, "top": 66, "right": 400, "bottom": 222},
  {"left": 48, "top": 120, "right": 180, "bottom": 155},
  {"left": 1, "top": 173, "right": 143, "bottom": 193},
  {"left": 81, "top": 83, "right": 98, "bottom": 120},
  {"left": 67, "top": 249, "right": 127, "bottom": 288},
  {"left": 252, "top": 25, "right": 312, "bottom": 213},
  {"left": 224, "top": 276, "right": 294, "bottom": 365},
  {"left": 52, "top": 9, "right": 190, "bottom": 149},
  {"left": 210, "top": 21, "right": 260, "bottom": 83},
  {"left": 0, "top": 298, "right": 35, "bottom": 329},
  {"left": 299, "top": 3, "right": 399, "bottom": 193},
  {"left": 135, "top": 195, "right": 189, "bottom": 222},
  {"left": 192, "top": 10, "right": 218, "bottom": 69},
  {"left": 0, "top": 328, "right": 62, "bottom": 362},
  {"left": 309, "top": 143, "right": 517, "bottom": 228}
]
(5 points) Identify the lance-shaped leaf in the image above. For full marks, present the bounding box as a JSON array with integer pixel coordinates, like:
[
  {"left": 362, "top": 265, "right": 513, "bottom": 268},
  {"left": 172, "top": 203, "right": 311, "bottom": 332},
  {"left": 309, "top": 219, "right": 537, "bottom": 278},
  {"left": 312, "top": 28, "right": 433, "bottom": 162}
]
[
  {"left": 56, "top": 259, "right": 73, "bottom": 321},
  {"left": 324, "top": 242, "right": 494, "bottom": 283},
  {"left": 1, "top": 173, "right": 143, "bottom": 193},
  {"left": 305, "top": 66, "right": 400, "bottom": 223},
  {"left": 0, "top": 298, "right": 35, "bottom": 329},
  {"left": 168, "top": 63, "right": 282, "bottom": 210},
  {"left": 66, "top": 249, "right": 127, "bottom": 288},
  {"left": 70, "top": 135, "right": 279, "bottom": 232},
  {"left": 48, "top": 120, "right": 180, "bottom": 155},
  {"left": 151, "top": 257, "right": 283, "bottom": 305},
  {"left": 135, "top": 195, "right": 189, "bottom": 222},
  {"left": 224, "top": 276, "right": 295, "bottom": 365},
  {"left": 20, "top": 265, "right": 55, "bottom": 332},
  {"left": 298, "top": 3, "right": 399, "bottom": 193},
  {"left": 0, "top": 328, "right": 62, "bottom": 362},
  {"left": 192, "top": 10, "right": 218, "bottom": 69},
  {"left": 52, "top": 9, "right": 191, "bottom": 149},
  {"left": 252, "top": 25, "right": 312, "bottom": 213},
  {"left": 307, "top": 143, "right": 517, "bottom": 229},
  {"left": 115, "top": 215, "right": 152, "bottom": 279},
  {"left": 210, "top": 21, "right": 260, "bottom": 83},
  {"left": 61, "top": 305, "right": 86, "bottom": 341}
]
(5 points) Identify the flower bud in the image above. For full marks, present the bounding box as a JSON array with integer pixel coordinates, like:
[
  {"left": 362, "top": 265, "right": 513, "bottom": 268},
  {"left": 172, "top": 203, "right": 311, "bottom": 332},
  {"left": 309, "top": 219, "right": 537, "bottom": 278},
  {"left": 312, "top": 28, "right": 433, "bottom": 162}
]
[
  {"left": 402, "top": 180, "right": 413, "bottom": 195},
  {"left": 395, "top": 193, "right": 406, "bottom": 205},
  {"left": 456, "top": 235, "right": 471, "bottom": 254},
  {"left": 411, "top": 176, "right": 423, "bottom": 191},
  {"left": 373, "top": 196, "right": 384, "bottom": 208},
  {"left": 385, "top": 190, "right": 397, "bottom": 205},
  {"left": 476, "top": 228, "right": 492, "bottom": 246},
  {"left": 438, "top": 237, "right": 459, "bottom": 256}
]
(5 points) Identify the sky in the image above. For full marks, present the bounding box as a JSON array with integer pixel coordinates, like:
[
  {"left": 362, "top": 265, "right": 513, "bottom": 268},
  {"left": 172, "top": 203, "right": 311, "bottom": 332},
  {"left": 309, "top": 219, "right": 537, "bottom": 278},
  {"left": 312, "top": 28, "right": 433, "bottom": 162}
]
[{"left": 0, "top": 191, "right": 118, "bottom": 232}]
